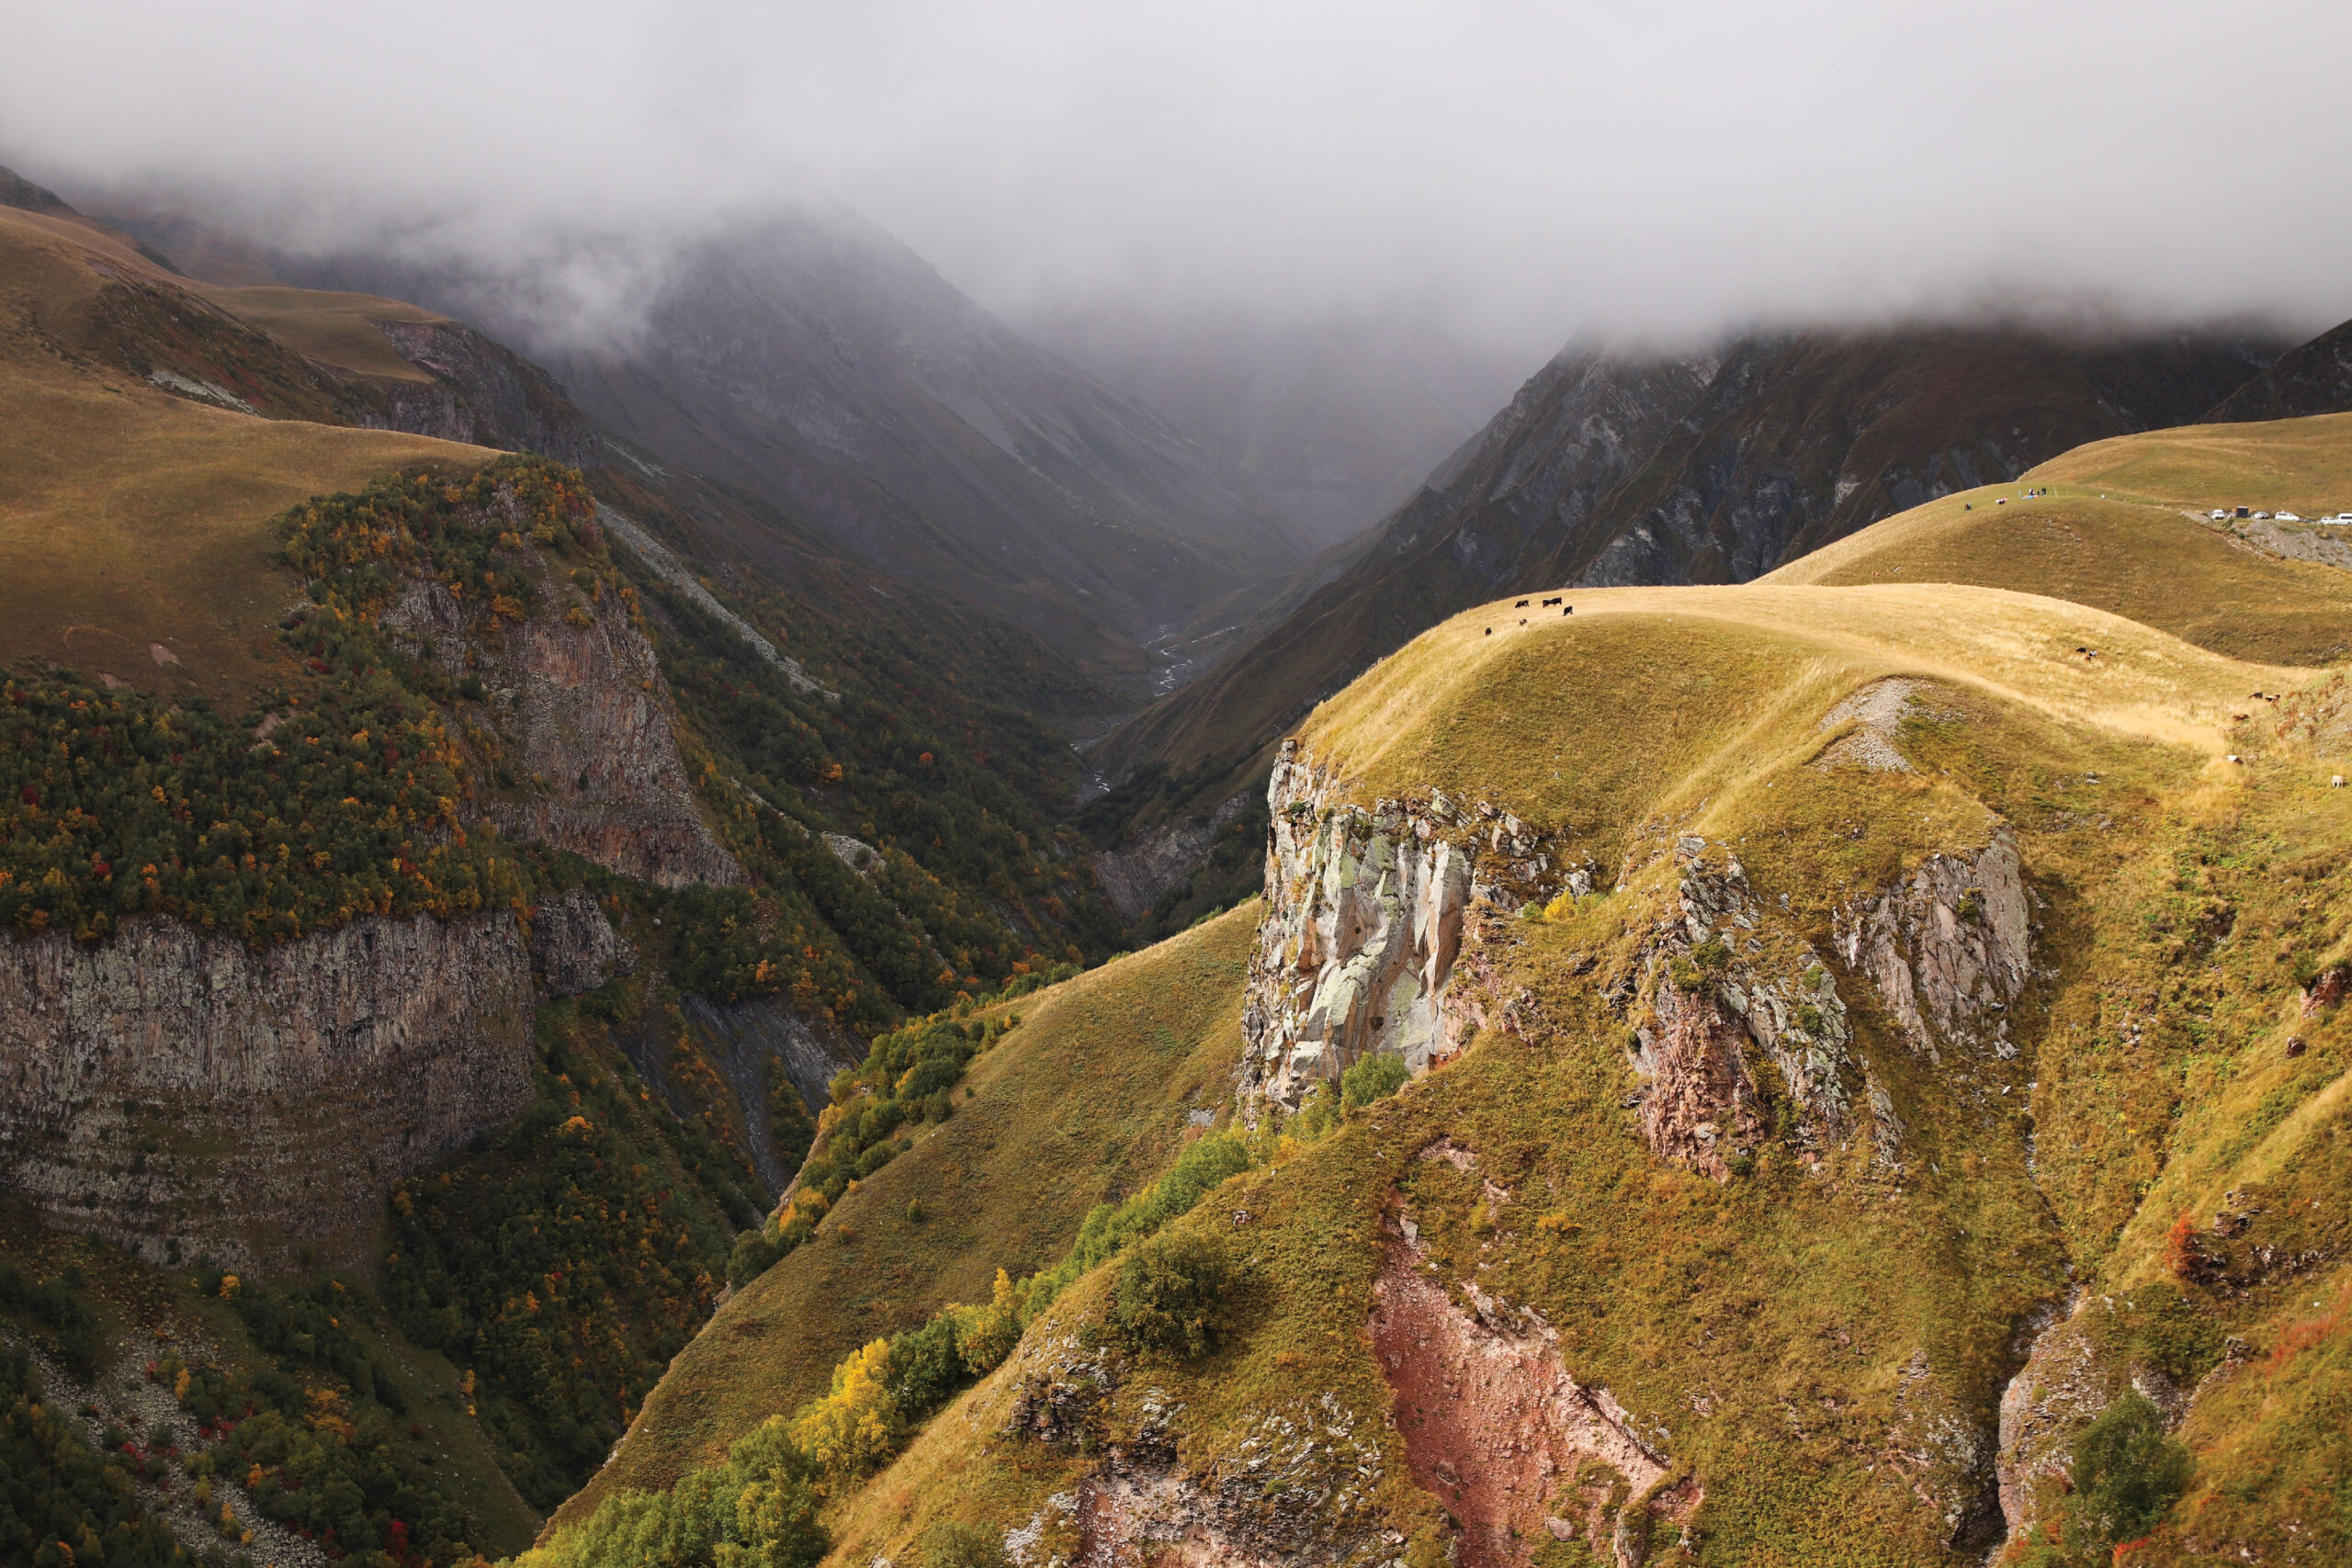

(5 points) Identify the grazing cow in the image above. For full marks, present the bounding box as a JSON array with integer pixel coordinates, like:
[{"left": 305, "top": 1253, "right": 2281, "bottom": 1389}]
[
  {"left": 1485, "top": 627, "right": 1492, "bottom": 636},
  {"left": 1515, "top": 599, "right": 1530, "bottom": 608},
  {"left": 1562, "top": 606, "right": 1572, "bottom": 615},
  {"left": 1518, "top": 618, "right": 1527, "bottom": 626}
]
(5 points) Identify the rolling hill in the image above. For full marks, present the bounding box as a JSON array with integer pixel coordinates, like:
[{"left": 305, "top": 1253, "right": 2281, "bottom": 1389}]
[
  {"left": 1090, "top": 324, "right": 2287, "bottom": 801},
  {"left": 538, "top": 407, "right": 2352, "bottom": 1568},
  {"left": 1765, "top": 412, "right": 2352, "bottom": 665},
  {"left": 0, "top": 197, "right": 492, "bottom": 698}
]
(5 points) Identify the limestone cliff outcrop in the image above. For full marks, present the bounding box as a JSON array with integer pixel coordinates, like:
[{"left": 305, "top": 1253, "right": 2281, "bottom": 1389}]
[
  {"left": 0, "top": 911, "right": 532, "bottom": 1274},
  {"left": 1836, "top": 830, "right": 2030, "bottom": 1065},
  {"left": 381, "top": 544, "right": 743, "bottom": 889},
  {"left": 1243, "top": 741, "right": 1569, "bottom": 1106},
  {"left": 1623, "top": 839, "right": 1865, "bottom": 1180}
]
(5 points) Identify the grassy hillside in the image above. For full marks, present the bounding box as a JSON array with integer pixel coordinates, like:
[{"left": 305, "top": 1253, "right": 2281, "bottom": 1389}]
[
  {"left": 1767, "top": 412, "right": 2352, "bottom": 664},
  {"left": 198, "top": 284, "right": 448, "bottom": 381},
  {"left": 805, "top": 570, "right": 2349, "bottom": 1566},
  {"left": 2021, "top": 411, "right": 2352, "bottom": 512},
  {"left": 548, "top": 903, "right": 1258, "bottom": 1529},
  {"left": 0, "top": 205, "right": 487, "bottom": 699}
]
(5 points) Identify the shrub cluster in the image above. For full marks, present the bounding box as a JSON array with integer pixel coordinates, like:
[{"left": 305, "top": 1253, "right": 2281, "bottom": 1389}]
[
  {"left": 735, "top": 1013, "right": 1014, "bottom": 1283},
  {"left": 564, "top": 1129, "right": 1255, "bottom": 1563},
  {"left": 0, "top": 671, "right": 518, "bottom": 945},
  {"left": 1105, "top": 1229, "right": 1238, "bottom": 1361},
  {"left": 2009, "top": 1389, "right": 2192, "bottom": 1565},
  {"left": 166, "top": 1276, "right": 476, "bottom": 1566},
  {"left": 275, "top": 457, "right": 600, "bottom": 636},
  {"left": 534, "top": 1410, "right": 822, "bottom": 1568}
]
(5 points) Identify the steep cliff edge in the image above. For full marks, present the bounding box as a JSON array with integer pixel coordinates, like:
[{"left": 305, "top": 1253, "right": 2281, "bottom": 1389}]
[
  {"left": 0, "top": 910, "right": 531, "bottom": 1274},
  {"left": 379, "top": 540, "right": 743, "bottom": 889}
]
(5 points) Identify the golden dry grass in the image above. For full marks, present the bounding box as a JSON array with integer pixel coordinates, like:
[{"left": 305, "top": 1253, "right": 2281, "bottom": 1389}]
[
  {"left": 2022, "top": 411, "right": 2352, "bottom": 513},
  {"left": 1300, "top": 582, "right": 2295, "bottom": 830},
  {"left": 1764, "top": 412, "right": 2352, "bottom": 666},
  {"left": 0, "top": 208, "right": 489, "bottom": 699},
  {"left": 548, "top": 905, "right": 1259, "bottom": 1534}
]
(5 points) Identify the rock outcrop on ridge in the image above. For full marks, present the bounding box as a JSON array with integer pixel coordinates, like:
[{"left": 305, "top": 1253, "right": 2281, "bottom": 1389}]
[
  {"left": 1243, "top": 740, "right": 1572, "bottom": 1106},
  {"left": 380, "top": 528, "right": 743, "bottom": 889}
]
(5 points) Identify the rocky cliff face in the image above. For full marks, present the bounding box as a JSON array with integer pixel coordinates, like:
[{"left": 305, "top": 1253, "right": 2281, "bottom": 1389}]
[
  {"left": 1615, "top": 838, "right": 1875, "bottom": 1181},
  {"left": 529, "top": 886, "right": 639, "bottom": 998},
  {"left": 1092, "top": 794, "right": 1253, "bottom": 922},
  {"left": 0, "top": 911, "right": 532, "bottom": 1274},
  {"left": 360, "top": 319, "right": 605, "bottom": 468},
  {"left": 1243, "top": 742, "right": 1573, "bottom": 1106},
  {"left": 381, "top": 546, "right": 743, "bottom": 890},
  {"left": 1836, "top": 830, "right": 2030, "bottom": 1066}
]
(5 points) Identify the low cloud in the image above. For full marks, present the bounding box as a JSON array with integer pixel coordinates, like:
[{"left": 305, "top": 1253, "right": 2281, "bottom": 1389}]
[{"left": 6, "top": 0, "right": 2348, "bottom": 358}]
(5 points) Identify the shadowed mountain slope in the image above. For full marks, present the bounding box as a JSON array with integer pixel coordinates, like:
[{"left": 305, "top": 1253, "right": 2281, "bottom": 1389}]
[
  {"left": 1023, "top": 307, "right": 1529, "bottom": 550},
  {"left": 2211, "top": 315, "right": 2352, "bottom": 422},
  {"left": 273, "top": 209, "right": 1317, "bottom": 686}
]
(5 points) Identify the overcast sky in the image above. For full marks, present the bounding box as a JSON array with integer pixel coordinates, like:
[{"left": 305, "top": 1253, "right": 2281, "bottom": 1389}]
[{"left": 6, "top": 0, "right": 2348, "bottom": 354}]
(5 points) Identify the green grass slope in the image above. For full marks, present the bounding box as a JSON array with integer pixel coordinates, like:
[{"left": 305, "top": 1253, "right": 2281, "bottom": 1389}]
[{"left": 549, "top": 904, "right": 1258, "bottom": 1529}]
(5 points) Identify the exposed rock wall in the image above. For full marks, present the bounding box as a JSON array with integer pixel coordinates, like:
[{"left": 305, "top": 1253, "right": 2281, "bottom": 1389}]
[
  {"left": 381, "top": 548, "right": 743, "bottom": 889},
  {"left": 1244, "top": 742, "right": 1569, "bottom": 1106},
  {"left": 1836, "top": 830, "right": 2030, "bottom": 1065},
  {"left": 367, "top": 319, "right": 605, "bottom": 468},
  {"left": 0, "top": 911, "right": 533, "bottom": 1274},
  {"left": 1623, "top": 840, "right": 1867, "bottom": 1180},
  {"left": 678, "top": 996, "right": 859, "bottom": 1196},
  {"left": 1372, "top": 1152, "right": 1696, "bottom": 1568},
  {"left": 529, "top": 886, "right": 639, "bottom": 998},
  {"left": 1092, "top": 793, "right": 1251, "bottom": 922}
]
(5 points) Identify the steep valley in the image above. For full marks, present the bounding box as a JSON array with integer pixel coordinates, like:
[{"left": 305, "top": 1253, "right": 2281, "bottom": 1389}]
[
  {"left": 2, "top": 154, "right": 2349, "bottom": 1568},
  {"left": 0, "top": 180, "right": 1148, "bottom": 1566}
]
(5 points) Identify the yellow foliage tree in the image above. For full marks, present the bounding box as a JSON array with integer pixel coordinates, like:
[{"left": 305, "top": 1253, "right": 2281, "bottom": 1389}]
[
  {"left": 786, "top": 1339, "right": 899, "bottom": 1489},
  {"left": 950, "top": 1268, "right": 1021, "bottom": 1374}
]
